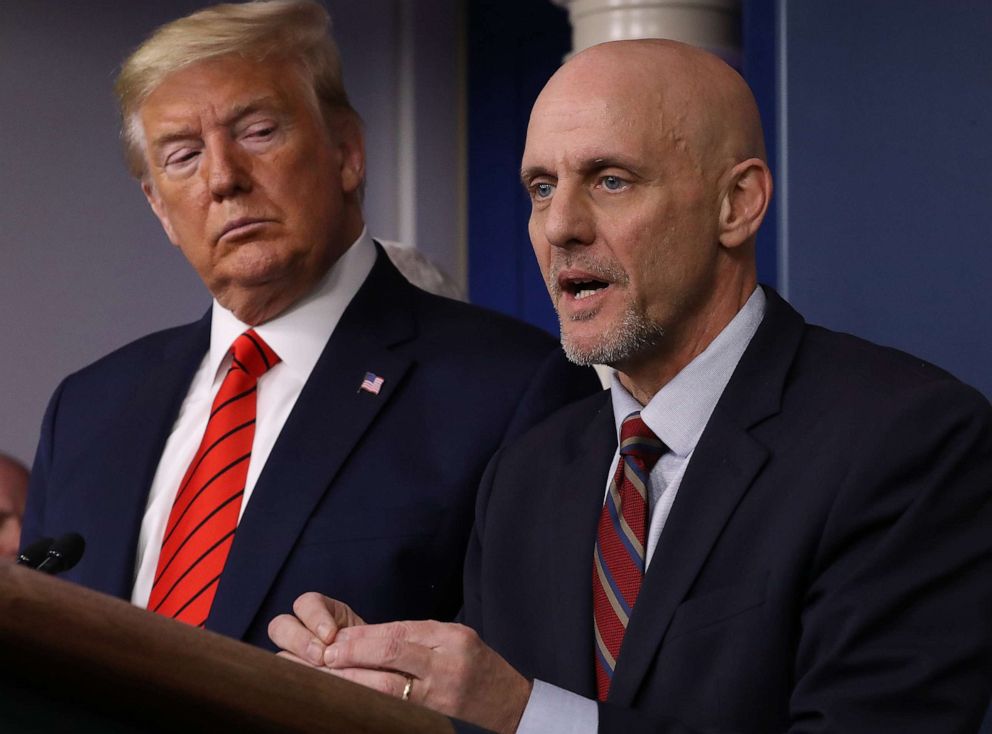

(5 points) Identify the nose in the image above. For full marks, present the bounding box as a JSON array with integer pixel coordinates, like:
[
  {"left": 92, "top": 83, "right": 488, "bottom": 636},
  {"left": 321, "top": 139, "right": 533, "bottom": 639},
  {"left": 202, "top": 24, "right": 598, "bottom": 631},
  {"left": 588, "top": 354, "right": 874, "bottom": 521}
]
[
  {"left": 205, "top": 137, "right": 252, "bottom": 200},
  {"left": 542, "top": 183, "right": 595, "bottom": 250}
]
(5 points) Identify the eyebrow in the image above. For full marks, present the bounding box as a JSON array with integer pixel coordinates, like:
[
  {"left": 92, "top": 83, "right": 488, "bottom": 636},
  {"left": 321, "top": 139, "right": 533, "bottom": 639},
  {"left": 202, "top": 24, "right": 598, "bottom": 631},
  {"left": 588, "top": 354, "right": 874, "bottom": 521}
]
[
  {"left": 220, "top": 96, "right": 284, "bottom": 127},
  {"left": 148, "top": 126, "right": 199, "bottom": 151},
  {"left": 520, "top": 166, "right": 551, "bottom": 184},
  {"left": 520, "top": 156, "right": 644, "bottom": 185},
  {"left": 582, "top": 156, "right": 643, "bottom": 176},
  {"left": 148, "top": 96, "right": 285, "bottom": 150}
]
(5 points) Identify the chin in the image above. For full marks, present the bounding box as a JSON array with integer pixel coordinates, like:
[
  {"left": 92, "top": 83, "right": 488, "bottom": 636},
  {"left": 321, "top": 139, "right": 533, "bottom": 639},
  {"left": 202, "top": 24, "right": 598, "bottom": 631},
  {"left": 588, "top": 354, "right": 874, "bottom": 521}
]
[
  {"left": 232, "top": 250, "right": 284, "bottom": 276},
  {"left": 218, "top": 253, "right": 296, "bottom": 289},
  {"left": 559, "top": 326, "right": 612, "bottom": 366},
  {"left": 559, "top": 310, "right": 665, "bottom": 367}
]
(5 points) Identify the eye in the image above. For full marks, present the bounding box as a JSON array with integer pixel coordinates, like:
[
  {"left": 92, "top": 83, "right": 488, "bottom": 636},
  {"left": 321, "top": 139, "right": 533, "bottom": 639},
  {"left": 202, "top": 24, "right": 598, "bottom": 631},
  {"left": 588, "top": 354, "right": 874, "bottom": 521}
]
[
  {"left": 601, "top": 175, "right": 627, "bottom": 192},
  {"left": 241, "top": 121, "right": 277, "bottom": 142},
  {"left": 249, "top": 127, "right": 274, "bottom": 139},
  {"left": 164, "top": 148, "right": 199, "bottom": 169},
  {"left": 532, "top": 182, "right": 555, "bottom": 200}
]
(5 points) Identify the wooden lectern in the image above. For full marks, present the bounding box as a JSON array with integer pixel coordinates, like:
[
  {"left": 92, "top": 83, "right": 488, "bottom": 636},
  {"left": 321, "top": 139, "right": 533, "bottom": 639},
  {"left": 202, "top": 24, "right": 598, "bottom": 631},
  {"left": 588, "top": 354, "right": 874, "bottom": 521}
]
[{"left": 0, "top": 563, "right": 455, "bottom": 733}]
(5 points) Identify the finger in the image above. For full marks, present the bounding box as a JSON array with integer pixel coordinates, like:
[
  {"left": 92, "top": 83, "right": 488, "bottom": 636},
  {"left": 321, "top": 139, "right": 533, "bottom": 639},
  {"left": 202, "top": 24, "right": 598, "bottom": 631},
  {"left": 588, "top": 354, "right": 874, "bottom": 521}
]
[
  {"left": 337, "top": 620, "right": 476, "bottom": 652},
  {"left": 335, "top": 619, "right": 450, "bottom": 646},
  {"left": 276, "top": 650, "right": 333, "bottom": 672},
  {"left": 292, "top": 592, "right": 366, "bottom": 644},
  {"left": 325, "top": 667, "right": 413, "bottom": 700},
  {"left": 325, "top": 633, "right": 433, "bottom": 678},
  {"left": 268, "top": 613, "right": 328, "bottom": 666}
]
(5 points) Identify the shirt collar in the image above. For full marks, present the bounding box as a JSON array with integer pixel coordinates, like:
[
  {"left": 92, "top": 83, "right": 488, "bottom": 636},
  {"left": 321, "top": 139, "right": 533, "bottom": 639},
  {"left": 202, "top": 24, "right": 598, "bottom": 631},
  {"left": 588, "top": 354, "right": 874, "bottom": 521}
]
[
  {"left": 207, "top": 227, "right": 377, "bottom": 384},
  {"left": 610, "top": 286, "right": 767, "bottom": 457}
]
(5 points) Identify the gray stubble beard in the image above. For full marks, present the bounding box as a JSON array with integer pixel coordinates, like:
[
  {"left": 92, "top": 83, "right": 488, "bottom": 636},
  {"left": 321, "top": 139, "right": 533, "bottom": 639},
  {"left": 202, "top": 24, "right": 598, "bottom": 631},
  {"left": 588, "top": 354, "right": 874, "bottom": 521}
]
[
  {"left": 558, "top": 302, "right": 666, "bottom": 367},
  {"left": 546, "top": 257, "right": 666, "bottom": 367}
]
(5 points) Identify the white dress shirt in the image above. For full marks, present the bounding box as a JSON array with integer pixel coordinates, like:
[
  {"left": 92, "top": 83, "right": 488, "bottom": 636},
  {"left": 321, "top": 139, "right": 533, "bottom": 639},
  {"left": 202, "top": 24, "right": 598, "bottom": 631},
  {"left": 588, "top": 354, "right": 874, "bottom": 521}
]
[
  {"left": 131, "top": 229, "right": 376, "bottom": 607},
  {"left": 516, "top": 287, "right": 767, "bottom": 734}
]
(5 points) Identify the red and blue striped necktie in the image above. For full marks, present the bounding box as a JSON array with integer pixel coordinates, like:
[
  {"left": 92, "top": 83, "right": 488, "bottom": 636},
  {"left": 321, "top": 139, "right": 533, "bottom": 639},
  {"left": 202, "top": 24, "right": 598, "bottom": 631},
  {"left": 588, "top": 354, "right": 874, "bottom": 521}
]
[
  {"left": 148, "top": 329, "right": 279, "bottom": 626},
  {"left": 593, "top": 411, "right": 666, "bottom": 700}
]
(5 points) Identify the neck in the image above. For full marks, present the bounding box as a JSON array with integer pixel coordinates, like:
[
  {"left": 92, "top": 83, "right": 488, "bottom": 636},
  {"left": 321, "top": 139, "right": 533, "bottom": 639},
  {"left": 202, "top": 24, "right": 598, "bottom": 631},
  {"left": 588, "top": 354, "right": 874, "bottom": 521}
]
[
  {"left": 224, "top": 214, "right": 365, "bottom": 326},
  {"left": 616, "top": 278, "right": 756, "bottom": 405},
  {"left": 221, "top": 266, "right": 330, "bottom": 326}
]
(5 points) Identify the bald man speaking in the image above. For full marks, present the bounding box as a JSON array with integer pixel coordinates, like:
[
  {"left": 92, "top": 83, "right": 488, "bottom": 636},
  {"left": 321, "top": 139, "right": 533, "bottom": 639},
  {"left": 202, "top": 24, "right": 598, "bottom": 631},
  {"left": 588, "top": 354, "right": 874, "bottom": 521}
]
[{"left": 270, "top": 41, "right": 992, "bottom": 733}]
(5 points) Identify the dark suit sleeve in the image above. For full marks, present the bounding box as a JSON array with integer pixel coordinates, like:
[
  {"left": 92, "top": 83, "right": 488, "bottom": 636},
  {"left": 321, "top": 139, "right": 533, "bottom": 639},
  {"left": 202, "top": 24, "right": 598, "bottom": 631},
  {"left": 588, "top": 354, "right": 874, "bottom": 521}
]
[
  {"left": 784, "top": 381, "right": 992, "bottom": 732},
  {"left": 460, "top": 447, "right": 503, "bottom": 636},
  {"left": 498, "top": 349, "right": 601, "bottom": 446},
  {"left": 19, "top": 380, "right": 65, "bottom": 553},
  {"left": 599, "top": 380, "right": 992, "bottom": 733},
  {"left": 462, "top": 350, "right": 597, "bottom": 622}
]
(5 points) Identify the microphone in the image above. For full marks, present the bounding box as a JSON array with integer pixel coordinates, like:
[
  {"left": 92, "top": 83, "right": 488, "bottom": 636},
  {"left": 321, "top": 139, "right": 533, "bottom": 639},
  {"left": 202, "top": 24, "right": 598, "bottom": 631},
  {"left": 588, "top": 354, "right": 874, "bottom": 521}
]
[
  {"left": 16, "top": 536, "right": 54, "bottom": 568},
  {"left": 34, "top": 532, "right": 86, "bottom": 575}
]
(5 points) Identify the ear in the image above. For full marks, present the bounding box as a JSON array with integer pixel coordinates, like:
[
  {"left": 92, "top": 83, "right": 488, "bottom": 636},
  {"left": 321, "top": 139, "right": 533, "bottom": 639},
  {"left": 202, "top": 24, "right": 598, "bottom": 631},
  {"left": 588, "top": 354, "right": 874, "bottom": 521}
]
[
  {"left": 717, "top": 158, "right": 773, "bottom": 249},
  {"left": 141, "top": 179, "right": 181, "bottom": 247},
  {"left": 334, "top": 114, "right": 366, "bottom": 196}
]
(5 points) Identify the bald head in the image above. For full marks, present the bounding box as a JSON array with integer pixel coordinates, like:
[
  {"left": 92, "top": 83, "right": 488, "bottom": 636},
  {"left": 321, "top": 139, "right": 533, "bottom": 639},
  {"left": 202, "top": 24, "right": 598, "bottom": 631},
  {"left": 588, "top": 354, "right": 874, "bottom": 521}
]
[
  {"left": 537, "top": 39, "right": 765, "bottom": 175},
  {"left": 0, "top": 454, "right": 29, "bottom": 561},
  {"left": 522, "top": 40, "right": 773, "bottom": 400}
]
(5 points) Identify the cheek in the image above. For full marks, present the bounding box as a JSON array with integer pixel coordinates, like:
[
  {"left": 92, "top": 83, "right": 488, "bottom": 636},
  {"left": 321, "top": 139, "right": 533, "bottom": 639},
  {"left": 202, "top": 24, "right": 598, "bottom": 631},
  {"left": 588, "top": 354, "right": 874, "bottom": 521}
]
[
  {"left": 159, "top": 190, "right": 211, "bottom": 240},
  {"left": 528, "top": 221, "right": 552, "bottom": 280},
  {"left": 175, "top": 241, "right": 215, "bottom": 282}
]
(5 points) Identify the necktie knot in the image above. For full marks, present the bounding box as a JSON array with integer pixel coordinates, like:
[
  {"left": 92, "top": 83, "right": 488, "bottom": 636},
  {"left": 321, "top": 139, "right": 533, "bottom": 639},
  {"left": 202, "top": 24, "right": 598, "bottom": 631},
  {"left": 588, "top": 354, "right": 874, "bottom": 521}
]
[
  {"left": 231, "top": 330, "right": 280, "bottom": 379},
  {"left": 618, "top": 411, "right": 666, "bottom": 472}
]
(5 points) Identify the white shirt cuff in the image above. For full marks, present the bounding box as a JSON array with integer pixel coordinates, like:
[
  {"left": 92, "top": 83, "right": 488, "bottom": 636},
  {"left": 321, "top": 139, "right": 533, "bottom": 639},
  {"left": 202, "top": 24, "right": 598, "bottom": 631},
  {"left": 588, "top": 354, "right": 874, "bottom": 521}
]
[{"left": 515, "top": 679, "right": 598, "bottom": 734}]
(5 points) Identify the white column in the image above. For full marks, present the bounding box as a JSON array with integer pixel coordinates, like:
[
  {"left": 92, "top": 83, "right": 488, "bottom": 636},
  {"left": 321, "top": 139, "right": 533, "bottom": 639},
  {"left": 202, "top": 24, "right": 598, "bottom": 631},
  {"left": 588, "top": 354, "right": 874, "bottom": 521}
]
[
  {"left": 551, "top": 0, "right": 741, "bottom": 66},
  {"left": 396, "top": 0, "right": 418, "bottom": 250}
]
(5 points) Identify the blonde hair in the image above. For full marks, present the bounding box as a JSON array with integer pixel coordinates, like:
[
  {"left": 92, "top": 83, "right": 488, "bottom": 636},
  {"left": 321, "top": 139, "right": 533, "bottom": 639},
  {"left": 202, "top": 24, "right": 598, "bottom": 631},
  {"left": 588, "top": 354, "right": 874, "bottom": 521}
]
[{"left": 115, "top": 0, "right": 355, "bottom": 178}]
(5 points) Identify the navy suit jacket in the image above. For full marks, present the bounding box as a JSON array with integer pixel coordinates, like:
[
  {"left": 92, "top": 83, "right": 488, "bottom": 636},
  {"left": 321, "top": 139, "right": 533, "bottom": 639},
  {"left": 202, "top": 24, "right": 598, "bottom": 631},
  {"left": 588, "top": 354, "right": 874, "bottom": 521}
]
[
  {"left": 464, "top": 289, "right": 992, "bottom": 733},
  {"left": 23, "top": 249, "right": 601, "bottom": 648}
]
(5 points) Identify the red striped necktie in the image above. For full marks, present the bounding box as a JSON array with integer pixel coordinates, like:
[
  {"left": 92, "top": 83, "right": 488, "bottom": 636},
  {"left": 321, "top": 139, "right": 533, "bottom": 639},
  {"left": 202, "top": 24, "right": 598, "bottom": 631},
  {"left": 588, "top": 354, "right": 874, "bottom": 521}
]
[
  {"left": 148, "top": 329, "right": 279, "bottom": 626},
  {"left": 593, "top": 411, "right": 666, "bottom": 700}
]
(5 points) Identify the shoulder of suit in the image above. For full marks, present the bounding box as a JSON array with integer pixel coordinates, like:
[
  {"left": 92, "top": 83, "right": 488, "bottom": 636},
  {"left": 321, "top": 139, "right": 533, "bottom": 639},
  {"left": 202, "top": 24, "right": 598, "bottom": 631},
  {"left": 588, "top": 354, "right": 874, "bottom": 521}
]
[
  {"left": 61, "top": 318, "right": 206, "bottom": 386},
  {"left": 408, "top": 286, "right": 564, "bottom": 354},
  {"left": 495, "top": 389, "right": 612, "bottom": 459},
  {"left": 796, "top": 323, "right": 987, "bottom": 407}
]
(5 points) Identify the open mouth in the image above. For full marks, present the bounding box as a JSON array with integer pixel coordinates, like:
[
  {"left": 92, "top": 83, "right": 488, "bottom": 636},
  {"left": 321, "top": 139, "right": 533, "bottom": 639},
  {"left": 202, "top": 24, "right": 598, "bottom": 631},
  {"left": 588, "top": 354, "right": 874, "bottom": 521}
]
[{"left": 560, "top": 276, "right": 610, "bottom": 301}]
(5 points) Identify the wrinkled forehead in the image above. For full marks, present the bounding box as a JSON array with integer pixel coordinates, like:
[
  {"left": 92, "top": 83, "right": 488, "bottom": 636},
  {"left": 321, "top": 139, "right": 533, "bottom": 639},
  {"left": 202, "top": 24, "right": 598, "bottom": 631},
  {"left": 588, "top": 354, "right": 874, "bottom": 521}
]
[
  {"left": 523, "top": 74, "right": 690, "bottom": 173},
  {"left": 141, "top": 56, "right": 301, "bottom": 113},
  {"left": 133, "top": 55, "right": 323, "bottom": 158},
  {"left": 524, "top": 42, "right": 760, "bottom": 178}
]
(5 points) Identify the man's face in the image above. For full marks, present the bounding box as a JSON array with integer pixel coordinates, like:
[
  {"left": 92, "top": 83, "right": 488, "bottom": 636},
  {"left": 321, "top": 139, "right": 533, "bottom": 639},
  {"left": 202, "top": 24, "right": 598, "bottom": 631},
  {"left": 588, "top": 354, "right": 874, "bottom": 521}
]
[
  {"left": 138, "top": 55, "right": 364, "bottom": 324},
  {"left": 521, "top": 67, "right": 724, "bottom": 371}
]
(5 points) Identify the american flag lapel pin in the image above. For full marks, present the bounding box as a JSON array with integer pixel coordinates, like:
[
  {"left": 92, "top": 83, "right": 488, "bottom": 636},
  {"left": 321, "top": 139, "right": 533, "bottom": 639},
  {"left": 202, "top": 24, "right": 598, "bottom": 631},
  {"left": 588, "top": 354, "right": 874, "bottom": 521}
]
[{"left": 359, "top": 371, "right": 385, "bottom": 395}]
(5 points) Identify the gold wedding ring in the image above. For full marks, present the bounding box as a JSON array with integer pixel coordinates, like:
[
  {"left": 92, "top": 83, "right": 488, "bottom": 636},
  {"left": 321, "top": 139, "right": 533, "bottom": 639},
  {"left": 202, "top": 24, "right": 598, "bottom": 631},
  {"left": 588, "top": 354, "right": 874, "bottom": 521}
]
[{"left": 401, "top": 675, "right": 414, "bottom": 701}]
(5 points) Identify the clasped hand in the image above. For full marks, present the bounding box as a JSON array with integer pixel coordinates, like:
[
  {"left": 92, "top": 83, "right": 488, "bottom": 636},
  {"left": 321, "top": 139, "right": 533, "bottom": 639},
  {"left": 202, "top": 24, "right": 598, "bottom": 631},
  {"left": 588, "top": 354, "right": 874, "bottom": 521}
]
[{"left": 268, "top": 592, "right": 532, "bottom": 734}]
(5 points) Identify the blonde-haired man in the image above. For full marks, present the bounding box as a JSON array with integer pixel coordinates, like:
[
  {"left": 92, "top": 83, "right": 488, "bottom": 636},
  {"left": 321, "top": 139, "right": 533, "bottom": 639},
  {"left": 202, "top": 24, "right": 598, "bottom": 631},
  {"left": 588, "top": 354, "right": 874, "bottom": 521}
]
[{"left": 23, "top": 1, "right": 598, "bottom": 647}]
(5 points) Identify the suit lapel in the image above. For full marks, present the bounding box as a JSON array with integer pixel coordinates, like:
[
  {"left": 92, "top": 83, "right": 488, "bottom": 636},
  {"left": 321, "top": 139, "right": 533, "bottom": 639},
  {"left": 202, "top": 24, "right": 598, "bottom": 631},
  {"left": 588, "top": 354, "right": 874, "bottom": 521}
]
[
  {"left": 608, "top": 288, "right": 806, "bottom": 703},
  {"left": 549, "top": 393, "right": 615, "bottom": 697},
  {"left": 208, "top": 250, "right": 417, "bottom": 639},
  {"left": 81, "top": 315, "right": 210, "bottom": 597},
  {"left": 607, "top": 407, "right": 770, "bottom": 702}
]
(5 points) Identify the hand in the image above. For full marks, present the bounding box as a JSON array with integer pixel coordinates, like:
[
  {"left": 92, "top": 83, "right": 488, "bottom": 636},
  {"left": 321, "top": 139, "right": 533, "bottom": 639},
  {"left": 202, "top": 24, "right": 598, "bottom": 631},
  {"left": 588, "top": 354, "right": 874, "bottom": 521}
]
[
  {"left": 268, "top": 592, "right": 366, "bottom": 668},
  {"left": 324, "top": 620, "right": 533, "bottom": 734}
]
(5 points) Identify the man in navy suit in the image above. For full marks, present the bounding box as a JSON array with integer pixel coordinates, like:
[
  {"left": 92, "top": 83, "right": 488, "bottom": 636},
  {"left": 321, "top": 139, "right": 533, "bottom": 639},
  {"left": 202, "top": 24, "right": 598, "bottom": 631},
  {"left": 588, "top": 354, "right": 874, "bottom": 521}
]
[
  {"left": 21, "top": 1, "right": 598, "bottom": 648},
  {"left": 270, "top": 39, "right": 992, "bottom": 733}
]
